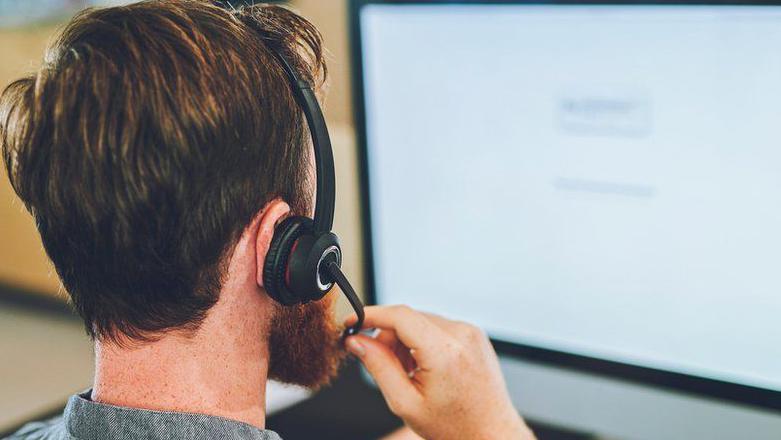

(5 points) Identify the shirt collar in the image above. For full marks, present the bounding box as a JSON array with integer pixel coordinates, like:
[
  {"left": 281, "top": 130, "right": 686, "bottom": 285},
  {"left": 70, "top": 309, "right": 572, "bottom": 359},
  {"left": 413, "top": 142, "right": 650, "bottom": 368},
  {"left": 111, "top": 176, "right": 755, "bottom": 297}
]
[{"left": 64, "top": 390, "right": 281, "bottom": 440}]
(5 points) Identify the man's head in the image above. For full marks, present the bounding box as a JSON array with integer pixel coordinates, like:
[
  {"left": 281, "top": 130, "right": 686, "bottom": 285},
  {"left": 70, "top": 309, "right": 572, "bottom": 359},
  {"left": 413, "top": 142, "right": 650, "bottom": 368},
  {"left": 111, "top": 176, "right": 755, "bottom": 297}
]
[{"left": 0, "top": 0, "right": 343, "bottom": 387}]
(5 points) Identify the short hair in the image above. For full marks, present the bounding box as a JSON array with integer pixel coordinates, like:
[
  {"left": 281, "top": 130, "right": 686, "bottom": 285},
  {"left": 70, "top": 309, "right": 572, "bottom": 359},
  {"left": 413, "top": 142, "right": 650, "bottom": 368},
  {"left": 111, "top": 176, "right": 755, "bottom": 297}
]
[{"left": 0, "top": 0, "right": 325, "bottom": 342}]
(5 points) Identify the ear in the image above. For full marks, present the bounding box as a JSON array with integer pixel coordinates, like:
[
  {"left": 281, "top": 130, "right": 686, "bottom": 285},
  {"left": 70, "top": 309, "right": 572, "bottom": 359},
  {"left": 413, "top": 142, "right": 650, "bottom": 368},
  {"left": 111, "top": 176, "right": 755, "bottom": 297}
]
[{"left": 255, "top": 199, "right": 291, "bottom": 287}]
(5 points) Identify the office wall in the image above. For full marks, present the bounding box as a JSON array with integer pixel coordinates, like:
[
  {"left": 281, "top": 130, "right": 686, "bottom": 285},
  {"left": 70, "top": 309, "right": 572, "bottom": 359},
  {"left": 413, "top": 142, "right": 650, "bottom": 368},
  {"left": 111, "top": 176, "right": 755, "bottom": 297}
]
[
  {"left": 292, "top": 0, "right": 353, "bottom": 127},
  {"left": 0, "top": 25, "right": 63, "bottom": 296},
  {"left": 0, "top": 0, "right": 365, "bottom": 302}
]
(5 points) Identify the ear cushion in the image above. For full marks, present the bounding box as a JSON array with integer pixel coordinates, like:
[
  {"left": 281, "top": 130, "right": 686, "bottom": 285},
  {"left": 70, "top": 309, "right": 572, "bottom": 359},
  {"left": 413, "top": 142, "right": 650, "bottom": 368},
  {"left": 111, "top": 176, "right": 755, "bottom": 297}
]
[{"left": 263, "top": 216, "right": 313, "bottom": 306}]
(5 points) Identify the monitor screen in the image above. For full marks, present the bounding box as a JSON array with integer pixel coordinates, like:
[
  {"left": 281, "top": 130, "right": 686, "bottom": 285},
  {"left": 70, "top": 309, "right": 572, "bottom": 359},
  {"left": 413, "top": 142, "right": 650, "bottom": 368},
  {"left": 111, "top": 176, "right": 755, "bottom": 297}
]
[{"left": 355, "top": 2, "right": 781, "bottom": 405}]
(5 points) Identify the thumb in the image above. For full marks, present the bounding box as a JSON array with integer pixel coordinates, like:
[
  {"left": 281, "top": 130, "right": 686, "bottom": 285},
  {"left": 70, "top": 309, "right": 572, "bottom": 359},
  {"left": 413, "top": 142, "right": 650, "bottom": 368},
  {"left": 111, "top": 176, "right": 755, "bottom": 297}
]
[{"left": 346, "top": 335, "right": 421, "bottom": 415}]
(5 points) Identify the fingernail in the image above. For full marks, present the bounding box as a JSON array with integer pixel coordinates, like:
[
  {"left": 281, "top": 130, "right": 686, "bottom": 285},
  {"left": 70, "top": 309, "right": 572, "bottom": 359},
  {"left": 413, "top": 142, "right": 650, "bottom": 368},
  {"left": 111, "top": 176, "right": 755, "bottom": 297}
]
[{"left": 346, "top": 337, "right": 365, "bottom": 357}]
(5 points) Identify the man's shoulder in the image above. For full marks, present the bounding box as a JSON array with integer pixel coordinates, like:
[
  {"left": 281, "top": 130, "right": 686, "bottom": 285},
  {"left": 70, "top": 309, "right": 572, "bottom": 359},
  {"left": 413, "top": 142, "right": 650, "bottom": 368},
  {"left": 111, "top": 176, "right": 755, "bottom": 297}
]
[
  {"left": 4, "top": 394, "right": 284, "bottom": 440},
  {"left": 3, "top": 417, "right": 69, "bottom": 440}
]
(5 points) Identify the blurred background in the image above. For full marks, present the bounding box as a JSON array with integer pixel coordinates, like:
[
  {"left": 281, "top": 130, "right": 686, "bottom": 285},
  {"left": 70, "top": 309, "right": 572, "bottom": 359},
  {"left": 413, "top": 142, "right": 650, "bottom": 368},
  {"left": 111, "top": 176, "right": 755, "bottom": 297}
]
[{"left": 3, "top": 1, "right": 781, "bottom": 440}]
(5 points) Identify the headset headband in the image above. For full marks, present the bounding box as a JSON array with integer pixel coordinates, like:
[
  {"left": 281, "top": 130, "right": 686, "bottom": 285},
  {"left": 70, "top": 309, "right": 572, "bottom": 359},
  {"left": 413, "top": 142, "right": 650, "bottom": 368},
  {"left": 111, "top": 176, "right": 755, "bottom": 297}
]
[
  {"left": 269, "top": 48, "right": 365, "bottom": 336},
  {"left": 270, "top": 51, "right": 335, "bottom": 234}
]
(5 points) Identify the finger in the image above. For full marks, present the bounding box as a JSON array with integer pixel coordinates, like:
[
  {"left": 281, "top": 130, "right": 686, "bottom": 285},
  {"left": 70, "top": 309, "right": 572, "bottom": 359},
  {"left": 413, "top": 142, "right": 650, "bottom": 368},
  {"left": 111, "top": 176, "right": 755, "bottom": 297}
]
[
  {"left": 344, "top": 305, "right": 447, "bottom": 356},
  {"left": 361, "top": 312, "right": 454, "bottom": 348},
  {"left": 375, "top": 328, "right": 399, "bottom": 346},
  {"left": 345, "top": 335, "right": 422, "bottom": 416},
  {"left": 372, "top": 329, "right": 417, "bottom": 373},
  {"left": 418, "top": 311, "right": 464, "bottom": 334},
  {"left": 345, "top": 306, "right": 453, "bottom": 336},
  {"left": 353, "top": 327, "right": 400, "bottom": 350}
]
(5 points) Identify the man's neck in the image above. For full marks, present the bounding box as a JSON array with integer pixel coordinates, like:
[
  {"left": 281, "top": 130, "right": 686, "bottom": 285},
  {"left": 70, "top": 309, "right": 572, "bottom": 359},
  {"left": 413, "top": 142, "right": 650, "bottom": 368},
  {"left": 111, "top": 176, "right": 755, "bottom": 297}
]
[{"left": 92, "top": 286, "right": 272, "bottom": 429}]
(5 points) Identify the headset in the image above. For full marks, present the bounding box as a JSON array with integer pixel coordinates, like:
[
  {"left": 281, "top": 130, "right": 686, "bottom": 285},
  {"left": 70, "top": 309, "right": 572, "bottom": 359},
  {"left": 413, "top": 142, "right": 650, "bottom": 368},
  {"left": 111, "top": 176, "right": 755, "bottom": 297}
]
[{"left": 262, "top": 48, "right": 365, "bottom": 337}]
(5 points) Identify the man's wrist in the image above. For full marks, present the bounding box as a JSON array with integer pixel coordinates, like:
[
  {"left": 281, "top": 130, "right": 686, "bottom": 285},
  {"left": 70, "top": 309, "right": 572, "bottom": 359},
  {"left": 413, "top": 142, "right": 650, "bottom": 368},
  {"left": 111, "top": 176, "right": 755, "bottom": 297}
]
[
  {"left": 491, "top": 407, "right": 536, "bottom": 440},
  {"left": 519, "top": 421, "right": 537, "bottom": 440}
]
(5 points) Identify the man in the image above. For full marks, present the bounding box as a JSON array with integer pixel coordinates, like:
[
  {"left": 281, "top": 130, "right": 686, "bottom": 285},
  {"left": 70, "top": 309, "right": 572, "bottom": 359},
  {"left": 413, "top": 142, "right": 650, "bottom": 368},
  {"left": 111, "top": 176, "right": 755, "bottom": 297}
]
[{"left": 1, "top": 1, "right": 535, "bottom": 439}]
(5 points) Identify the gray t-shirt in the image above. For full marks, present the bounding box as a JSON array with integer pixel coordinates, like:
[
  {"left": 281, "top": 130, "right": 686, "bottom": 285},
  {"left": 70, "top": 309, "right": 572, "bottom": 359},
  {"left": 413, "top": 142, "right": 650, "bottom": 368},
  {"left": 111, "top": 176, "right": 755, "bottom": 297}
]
[{"left": 5, "top": 391, "right": 282, "bottom": 440}]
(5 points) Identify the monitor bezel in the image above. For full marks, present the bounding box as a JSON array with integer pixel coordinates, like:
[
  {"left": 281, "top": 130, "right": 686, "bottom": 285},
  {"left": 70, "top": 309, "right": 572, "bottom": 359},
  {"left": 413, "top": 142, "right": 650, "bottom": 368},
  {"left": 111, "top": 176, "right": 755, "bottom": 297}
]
[{"left": 348, "top": 0, "right": 781, "bottom": 412}]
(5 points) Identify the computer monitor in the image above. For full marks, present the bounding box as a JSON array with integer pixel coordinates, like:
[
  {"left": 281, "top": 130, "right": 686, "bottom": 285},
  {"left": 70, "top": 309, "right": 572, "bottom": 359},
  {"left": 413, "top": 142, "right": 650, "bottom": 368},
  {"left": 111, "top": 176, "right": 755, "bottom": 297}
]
[{"left": 350, "top": 1, "right": 781, "bottom": 438}]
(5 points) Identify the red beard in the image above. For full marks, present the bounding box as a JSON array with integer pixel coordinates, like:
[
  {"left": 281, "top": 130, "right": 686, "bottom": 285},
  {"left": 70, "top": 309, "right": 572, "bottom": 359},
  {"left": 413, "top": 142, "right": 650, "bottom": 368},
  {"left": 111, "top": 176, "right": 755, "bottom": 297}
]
[{"left": 267, "top": 293, "right": 347, "bottom": 388}]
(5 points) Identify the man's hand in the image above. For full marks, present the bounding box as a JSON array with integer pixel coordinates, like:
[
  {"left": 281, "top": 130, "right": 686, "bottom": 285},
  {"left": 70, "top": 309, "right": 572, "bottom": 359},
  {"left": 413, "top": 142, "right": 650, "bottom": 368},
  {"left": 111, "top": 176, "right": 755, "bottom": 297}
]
[{"left": 344, "top": 305, "right": 536, "bottom": 440}]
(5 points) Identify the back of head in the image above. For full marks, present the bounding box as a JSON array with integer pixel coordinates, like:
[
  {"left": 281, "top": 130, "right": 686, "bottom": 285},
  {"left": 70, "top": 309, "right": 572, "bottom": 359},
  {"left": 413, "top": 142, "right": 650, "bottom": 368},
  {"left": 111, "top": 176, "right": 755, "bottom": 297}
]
[{"left": 0, "top": 0, "right": 325, "bottom": 343}]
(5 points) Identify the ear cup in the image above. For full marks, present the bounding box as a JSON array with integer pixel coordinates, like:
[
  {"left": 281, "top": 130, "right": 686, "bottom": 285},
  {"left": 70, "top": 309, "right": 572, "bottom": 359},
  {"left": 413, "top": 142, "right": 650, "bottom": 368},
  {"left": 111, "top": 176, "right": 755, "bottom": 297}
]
[
  {"left": 286, "top": 232, "right": 341, "bottom": 302},
  {"left": 263, "top": 216, "right": 313, "bottom": 306}
]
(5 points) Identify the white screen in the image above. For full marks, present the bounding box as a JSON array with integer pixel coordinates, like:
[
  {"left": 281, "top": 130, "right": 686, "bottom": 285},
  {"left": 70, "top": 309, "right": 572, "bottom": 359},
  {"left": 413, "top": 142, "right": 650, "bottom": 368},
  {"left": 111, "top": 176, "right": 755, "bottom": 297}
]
[{"left": 360, "top": 4, "right": 781, "bottom": 392}]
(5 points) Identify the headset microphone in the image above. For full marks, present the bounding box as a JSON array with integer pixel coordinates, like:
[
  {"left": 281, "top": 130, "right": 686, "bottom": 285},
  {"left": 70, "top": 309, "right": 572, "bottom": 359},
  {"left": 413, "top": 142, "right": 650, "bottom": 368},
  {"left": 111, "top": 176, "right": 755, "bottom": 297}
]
[{"left": 262, "top": 49, "right": 365, "bottom": 337}]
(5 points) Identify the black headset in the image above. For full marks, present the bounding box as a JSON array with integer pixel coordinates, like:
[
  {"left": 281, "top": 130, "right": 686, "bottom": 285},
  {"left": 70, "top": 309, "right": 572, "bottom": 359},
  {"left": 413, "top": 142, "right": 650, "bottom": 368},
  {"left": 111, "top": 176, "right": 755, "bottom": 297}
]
[{"left": 262, "top": 49, "right": 365, "bottom": 336}]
